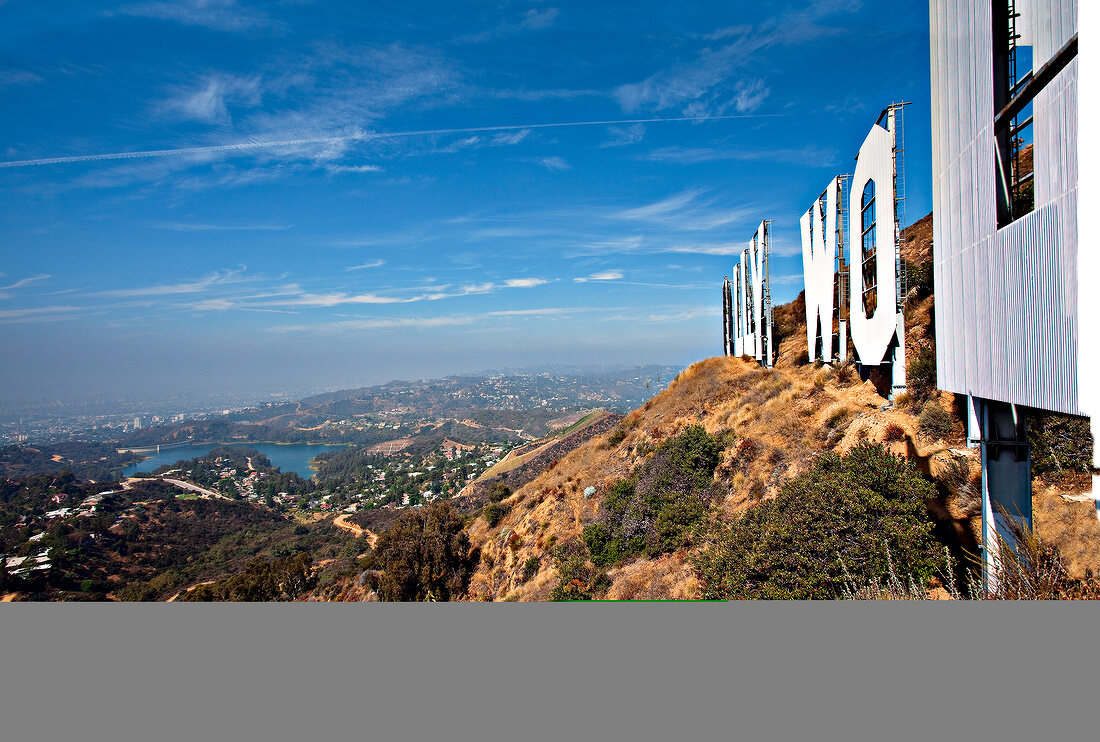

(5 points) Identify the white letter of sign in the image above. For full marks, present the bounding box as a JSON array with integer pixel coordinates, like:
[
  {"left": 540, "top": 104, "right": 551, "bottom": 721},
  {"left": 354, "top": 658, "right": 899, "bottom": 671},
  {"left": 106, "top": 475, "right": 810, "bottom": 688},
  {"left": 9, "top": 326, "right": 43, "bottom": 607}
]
[
  {"left": 800, "top": 178, "right": 839, "bottom": 363},
  {"left": 738, "top": 247, "right": 755, "bottom": 359},
  {"left": 732, "top": 263, "right": 745, "bottom": 357},
  {"left": 742, "top": 223, "right": 770, "bottom": 365},
  {"left": 848, "top": 124, "right": 898, "bottom": 367}
]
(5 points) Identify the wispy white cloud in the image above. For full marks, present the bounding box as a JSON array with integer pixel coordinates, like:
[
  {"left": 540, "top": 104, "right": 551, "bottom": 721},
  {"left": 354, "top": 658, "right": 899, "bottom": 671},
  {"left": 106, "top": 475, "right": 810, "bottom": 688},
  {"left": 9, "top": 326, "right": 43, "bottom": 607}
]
[
  {"left": 0, "top": 115, "right": 775, "bottom": 172},
  {"left": 152, "top": 222, "right": 290, "bottom": 232},
  {"left": 1, "top": 274, "right": 51, "bottom": 291},
  {"left": 482, "top": 88, "right": 602, "bottom": 102},
  {"left": 274, "top": 291, "right": 409, "bottom": 308},
  {"left": 703, "top": 25, "right": 754, "bottom": 41},
  {"left": 579, "top": 236, "right": 645, "bottom": 253},
  {"left": 0, "top": 305, "right": 81, "bottom": 322},
  {"left": 491, "top": 129, "right": 531, "bottom": 146},
  {"left": 615, "top": 41, "right": 767, "bottom": 117},
  {"left": 638, "top": 144, "right": 839, "bottom": 167},
  {"left": 599, "top": 123, "right": 646, "bottom": 148},
  {"left": 158, "top": 73, "right": 264, "bottom": 124},
  {"left": 536, "top": 156, "right": 570, "bottom": 172},
  {"left": 732, "top": 78, "right": 770, "bottom": 113},
  {"left": 663, "top": 243, "right": 746, "bottom": 256},
  {"left": 521, "top": 8, "right": 560, "bottom": 30},
  {"left": 346, "top": 260, "right": 385, "bottom": 272},
  {"left": 503, "top": 278, "right": 550, "bottom": 288},
  {"left": 0, "top": 70, "right": 43, "bottom": 90},
  {"left": 96, "top": 267, "right": 250, "bottom": 297},
  {"left": 574, "top": 270, "right": 623, "bottom": 283},
  {"left": 324, "top": 163, "right": 383, "bottom": 174},
  {"left": 615, "top": 190, "right": 701, "bottom": 221},
  {"left": 487, "top": 308, "right": 572, "bottom": 317},
  {"left": 642, "top": 306, "right": 719, "bottom": 322},
  {"left": 614, "top": 3, "right": 858, "bottom": 118},
  {"left": 190, "top": 298, "right": 235, "bottom": 311},
  {"left": 113, "top": 1, "right": 276, "bottom": 33},
  {"left": 460, "top": 7, "right": 560, "bottom": 43},
  {"left": 613, "top": 189, "right": 752, "bottom": 232},
  {"left": 271, "top": 315, "right": 475, "bottom": 333},
  {"left": 225, "top": 275, "right": 549, "bottom": 311}
]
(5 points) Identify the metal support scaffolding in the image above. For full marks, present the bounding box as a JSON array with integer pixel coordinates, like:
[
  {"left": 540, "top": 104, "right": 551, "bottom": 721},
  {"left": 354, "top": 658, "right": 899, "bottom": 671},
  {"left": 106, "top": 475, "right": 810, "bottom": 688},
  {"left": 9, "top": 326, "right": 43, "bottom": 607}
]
[
  {"left": 836, "top": 174, "right": 850, "bottom": 363},
  {"left": 763, "top": 220, "right": 774, "bottom": 368},
  {"left": 887, "top": 102, "right": 910, "bottom": 311}
]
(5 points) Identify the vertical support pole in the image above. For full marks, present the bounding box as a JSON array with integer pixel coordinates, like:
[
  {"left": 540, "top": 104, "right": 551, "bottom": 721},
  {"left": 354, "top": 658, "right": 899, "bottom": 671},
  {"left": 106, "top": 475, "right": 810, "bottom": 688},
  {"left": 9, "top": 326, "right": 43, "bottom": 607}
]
[{"left": 977, "top": 398, "right": 1031, "bottom": 590}]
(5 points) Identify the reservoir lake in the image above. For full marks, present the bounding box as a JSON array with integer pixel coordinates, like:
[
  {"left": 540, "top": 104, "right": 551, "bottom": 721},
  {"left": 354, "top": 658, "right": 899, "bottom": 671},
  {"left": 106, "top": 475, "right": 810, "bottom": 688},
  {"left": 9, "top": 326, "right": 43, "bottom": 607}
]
[{"left": 121, "top": 442, "right": 348, "bottom": 479}]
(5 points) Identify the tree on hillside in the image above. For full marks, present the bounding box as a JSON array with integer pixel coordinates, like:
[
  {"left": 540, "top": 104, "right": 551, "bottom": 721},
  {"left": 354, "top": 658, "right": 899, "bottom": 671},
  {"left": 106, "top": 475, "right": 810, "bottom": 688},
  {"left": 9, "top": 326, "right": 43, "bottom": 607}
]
[
  {"left": 694, "top": 442, "right": 947, "bottom": 600},
  {"left": 366, "top": 501, "right": 474, "bottom": 601}
]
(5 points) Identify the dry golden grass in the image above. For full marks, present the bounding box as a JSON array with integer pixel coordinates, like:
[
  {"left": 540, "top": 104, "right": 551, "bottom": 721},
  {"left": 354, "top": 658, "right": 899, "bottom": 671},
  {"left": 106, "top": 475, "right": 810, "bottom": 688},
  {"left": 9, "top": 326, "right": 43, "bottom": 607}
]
[
  {"left": 605, "top": 553, "right": 700, "bottom": 600},
  {"left": 1033, "top": 474, "right": 1100, "bottom": 581}
]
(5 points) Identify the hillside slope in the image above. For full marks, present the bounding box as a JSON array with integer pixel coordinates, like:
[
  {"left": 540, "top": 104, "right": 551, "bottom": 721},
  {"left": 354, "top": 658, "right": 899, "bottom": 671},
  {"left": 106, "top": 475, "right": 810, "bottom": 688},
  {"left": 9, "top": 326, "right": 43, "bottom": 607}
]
[{"left": 464, "top": 355, "right": 979, "bottom": 600}]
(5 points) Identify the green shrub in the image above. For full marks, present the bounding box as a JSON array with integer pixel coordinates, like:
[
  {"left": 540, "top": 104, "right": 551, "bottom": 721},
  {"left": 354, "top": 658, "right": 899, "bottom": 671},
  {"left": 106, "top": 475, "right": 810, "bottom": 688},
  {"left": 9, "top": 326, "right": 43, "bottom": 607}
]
[
  {"left": 694, "top": 442, "right": 946, "bottom": 599},
  {"left": 1027, "top": 411, "right": 1094, "bottom": 476},
  {"left": 582, "top": 523, "right": 624, "bottom": 568},
  {"left": 114, "top": 582, "right": 158, "bottom": 602},
  {"left": 486, "top": 481, "right": 512, "bottom": 503},
  {"left": 905, "top": 259, "right": 933, "bottom": 298},
  {"left": 587, "top": 426, "right": 723, "bottom": 566},
  {"left": 521, "top": 556, "right": 540, "bottom": 582},
  {"left": 548, "top": 541, "right": 605, "bottom": 601},
  {"left": 906, "top": 345, "right": 938, "bottom": 404},
  {"left": 483, "top": 502, "right": 511, "bottom": 528},
  {"left": 918, "top": 402, "right": 953, "bottom": 440},
  {"left": 652, "top": 491, "right": 707, "bottom": 554},
  {"left": 607, "top": 427, "right": 627, "bottom": 447}
]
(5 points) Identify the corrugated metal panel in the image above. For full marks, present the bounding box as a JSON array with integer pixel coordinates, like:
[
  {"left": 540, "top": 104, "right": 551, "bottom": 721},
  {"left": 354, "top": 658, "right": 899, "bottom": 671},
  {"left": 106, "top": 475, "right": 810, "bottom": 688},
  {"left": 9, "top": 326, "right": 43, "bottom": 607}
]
[{"left": 929, "top": 0, "right": 1079, "bottom": 415}]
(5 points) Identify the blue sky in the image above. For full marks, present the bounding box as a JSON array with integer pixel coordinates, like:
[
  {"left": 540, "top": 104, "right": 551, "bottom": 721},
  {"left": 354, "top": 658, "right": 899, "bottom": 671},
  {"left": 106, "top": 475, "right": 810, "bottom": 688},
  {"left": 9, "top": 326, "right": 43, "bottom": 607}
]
[{"left": 0, "top": 0, "right": 933, "bottom": 406}]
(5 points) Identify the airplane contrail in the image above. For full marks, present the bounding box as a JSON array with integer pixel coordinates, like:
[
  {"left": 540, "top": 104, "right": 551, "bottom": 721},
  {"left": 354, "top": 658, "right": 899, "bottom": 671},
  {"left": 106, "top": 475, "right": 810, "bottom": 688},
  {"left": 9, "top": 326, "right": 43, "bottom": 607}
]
[{"left": 0, "top": 114, "right": 786, "bottom": 169}]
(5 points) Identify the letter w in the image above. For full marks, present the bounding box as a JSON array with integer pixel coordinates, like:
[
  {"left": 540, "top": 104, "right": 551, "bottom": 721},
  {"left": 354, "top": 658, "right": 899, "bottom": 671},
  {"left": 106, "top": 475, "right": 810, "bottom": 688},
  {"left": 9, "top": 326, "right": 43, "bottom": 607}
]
[{"left": 800, "top": 178, "right": 838, "bottom": 363}]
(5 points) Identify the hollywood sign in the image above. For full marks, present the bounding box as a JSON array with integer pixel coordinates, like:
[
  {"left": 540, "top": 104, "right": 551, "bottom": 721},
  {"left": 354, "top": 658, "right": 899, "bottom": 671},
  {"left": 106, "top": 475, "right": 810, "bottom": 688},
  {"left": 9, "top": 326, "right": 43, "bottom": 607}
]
[
  {"left": 724, "top": 221, "right": 774, "bottom": 367},
  {"left": 800, "top": 112, "right": 907, "bottom": 395}
]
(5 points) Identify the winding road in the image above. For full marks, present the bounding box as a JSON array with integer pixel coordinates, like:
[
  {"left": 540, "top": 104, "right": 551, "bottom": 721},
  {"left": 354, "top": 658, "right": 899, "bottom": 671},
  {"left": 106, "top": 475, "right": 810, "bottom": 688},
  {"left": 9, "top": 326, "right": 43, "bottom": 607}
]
[
  {"left": 123, "top": 476, "right": 231, "bottom": 500},
  {"left": 333, "top": 513, "right": 378, "bottom": 548}
]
